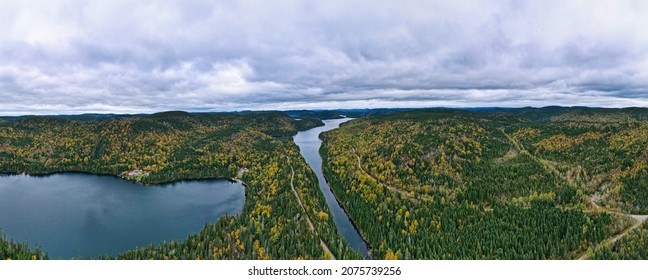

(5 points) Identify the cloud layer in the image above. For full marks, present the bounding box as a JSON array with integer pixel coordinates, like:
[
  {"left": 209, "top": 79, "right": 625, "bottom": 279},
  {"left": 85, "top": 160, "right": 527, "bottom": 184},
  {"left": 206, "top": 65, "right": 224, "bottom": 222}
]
[{"left": 2, "top": 0, "right": 648, "bottom": 115}]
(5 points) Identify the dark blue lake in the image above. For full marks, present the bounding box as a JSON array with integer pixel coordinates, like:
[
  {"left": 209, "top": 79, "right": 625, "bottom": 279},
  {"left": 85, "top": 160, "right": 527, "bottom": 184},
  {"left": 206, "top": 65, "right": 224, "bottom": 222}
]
[{"left": 0, "top": 173, "right": 244, "bottom": 259}]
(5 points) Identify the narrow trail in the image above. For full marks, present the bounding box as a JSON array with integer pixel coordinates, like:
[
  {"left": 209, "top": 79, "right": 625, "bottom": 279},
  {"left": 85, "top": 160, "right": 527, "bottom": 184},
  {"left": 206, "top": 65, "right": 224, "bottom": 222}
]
[
  {"left": 350, "top": 147, "right": 432, "bottom": 202},
  {"left": 589, "top": 194, "right": 648, "bottom": 222},
  {"left": 501, "top": 129, "right": 523, "bottom": 151},
  {"left": 288, "top": 165, "right": 336, "bottom": 260},
  {"left": 501, "top": 130, "right": 648, "bottom": 260}
]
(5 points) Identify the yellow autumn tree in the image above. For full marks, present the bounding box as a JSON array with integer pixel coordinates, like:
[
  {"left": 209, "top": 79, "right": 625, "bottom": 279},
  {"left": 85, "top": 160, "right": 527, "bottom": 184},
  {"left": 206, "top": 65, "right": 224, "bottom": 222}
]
[{"left": 385, "top": 249, "right": 398, "bottom": 260}]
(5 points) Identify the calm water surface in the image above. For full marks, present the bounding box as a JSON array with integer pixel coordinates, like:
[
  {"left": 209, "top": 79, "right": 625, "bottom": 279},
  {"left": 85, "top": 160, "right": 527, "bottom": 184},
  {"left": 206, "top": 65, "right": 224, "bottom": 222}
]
[
  {"left": 293, "top": 118, "right": 370, "bottom": 258},
  {"left": 0, "top": 173, "right": 244, "bottom": 259}
]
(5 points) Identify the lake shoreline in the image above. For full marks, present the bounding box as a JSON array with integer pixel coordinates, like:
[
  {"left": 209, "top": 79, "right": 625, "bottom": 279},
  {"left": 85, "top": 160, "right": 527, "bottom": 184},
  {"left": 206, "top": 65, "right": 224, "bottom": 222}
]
[
  {"left": 0, "top": 170, "right": 248, "bottom": 188},
  {"left": 0, "top": 172, "right": 246, "bottom": 259}
]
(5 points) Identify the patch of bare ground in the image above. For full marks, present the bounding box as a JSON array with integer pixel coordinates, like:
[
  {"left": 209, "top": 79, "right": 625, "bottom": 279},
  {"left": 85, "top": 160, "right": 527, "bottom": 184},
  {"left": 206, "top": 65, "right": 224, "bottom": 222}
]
[{"left": 493, "top": 147, "right": 519, "bottom": 164}]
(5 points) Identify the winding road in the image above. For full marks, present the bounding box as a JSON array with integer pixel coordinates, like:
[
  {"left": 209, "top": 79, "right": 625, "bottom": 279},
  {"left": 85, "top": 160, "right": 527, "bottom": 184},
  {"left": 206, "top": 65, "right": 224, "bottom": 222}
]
[
  {"left": 577, "top": 196, "right": 648, "bottom": 260},
  {"left": 501, "top": 130, "right": 648, "bottom": 260}
]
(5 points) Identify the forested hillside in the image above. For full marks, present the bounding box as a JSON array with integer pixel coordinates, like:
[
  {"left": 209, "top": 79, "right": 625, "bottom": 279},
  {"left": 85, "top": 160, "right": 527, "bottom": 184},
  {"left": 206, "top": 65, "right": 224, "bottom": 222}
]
[
  {"left": 2, "top": 107, "right": 646, "bottom": 260},
  {"left": 321, "top": 108, "right": 646, "bottom": 259},
  {"left": 503, "top": 109, "right": 648, "bottom": 214},
  {"left": 0, "top": 111, "right": 359, "bottom": 260}
]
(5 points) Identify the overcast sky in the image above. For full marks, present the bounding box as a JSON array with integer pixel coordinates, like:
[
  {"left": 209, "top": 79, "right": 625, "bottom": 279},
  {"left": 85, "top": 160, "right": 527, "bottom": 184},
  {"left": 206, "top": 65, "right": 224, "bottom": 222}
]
[{"left": 2, "top": 1, "right": 648, "bottom": 115}]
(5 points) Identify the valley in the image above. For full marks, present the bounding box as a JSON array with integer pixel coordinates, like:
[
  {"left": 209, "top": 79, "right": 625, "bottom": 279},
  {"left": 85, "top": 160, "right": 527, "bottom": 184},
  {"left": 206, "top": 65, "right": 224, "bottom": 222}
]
[{"left": 1, "top": 107, "right": 647, "bottom": 260}]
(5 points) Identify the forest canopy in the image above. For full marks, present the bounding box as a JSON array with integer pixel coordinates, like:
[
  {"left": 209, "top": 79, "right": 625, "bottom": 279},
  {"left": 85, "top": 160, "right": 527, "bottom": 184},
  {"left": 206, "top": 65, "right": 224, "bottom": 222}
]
[{"left": 1, "top": 107, "right": 647, "bottom": 259}]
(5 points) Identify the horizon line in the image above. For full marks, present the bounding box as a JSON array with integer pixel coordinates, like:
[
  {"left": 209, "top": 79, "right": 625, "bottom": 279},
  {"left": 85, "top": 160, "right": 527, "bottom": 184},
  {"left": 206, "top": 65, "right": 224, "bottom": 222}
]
[{"left": 2, "top": 105, "right": 648, "bottom": 118}]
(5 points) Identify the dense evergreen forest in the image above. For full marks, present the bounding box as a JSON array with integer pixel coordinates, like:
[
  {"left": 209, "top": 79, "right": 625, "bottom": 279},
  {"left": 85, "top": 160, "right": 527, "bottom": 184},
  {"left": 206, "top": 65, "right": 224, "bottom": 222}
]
[
  {"left": 321, "top": 108, "right": 647, "bottom": 259},
  {"left": 0, "top": 111, "right": 359, "bottom": 260},
  {"left": 1, "top": 107, "right": 647, "bottom": 260}
]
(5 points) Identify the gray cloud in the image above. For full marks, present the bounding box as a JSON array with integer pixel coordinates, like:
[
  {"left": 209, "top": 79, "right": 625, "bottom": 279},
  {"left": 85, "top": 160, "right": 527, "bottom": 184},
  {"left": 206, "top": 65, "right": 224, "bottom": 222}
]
[{"left": 1, "top": 0, "right": 648, "bottom": 115}]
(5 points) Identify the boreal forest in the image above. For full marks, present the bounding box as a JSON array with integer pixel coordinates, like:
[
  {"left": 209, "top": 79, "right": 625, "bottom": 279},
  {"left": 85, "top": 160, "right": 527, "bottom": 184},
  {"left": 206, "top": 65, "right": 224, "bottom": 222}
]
[{"left": 1, "top": 107, "right": 646, "bottom": 259}]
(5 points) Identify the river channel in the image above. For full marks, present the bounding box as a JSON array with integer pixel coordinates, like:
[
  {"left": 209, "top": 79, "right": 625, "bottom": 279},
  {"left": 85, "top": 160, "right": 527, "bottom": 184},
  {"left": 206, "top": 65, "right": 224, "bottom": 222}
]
[{"left": 293, "top": 118, "right": 371, "bottom": 259}]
